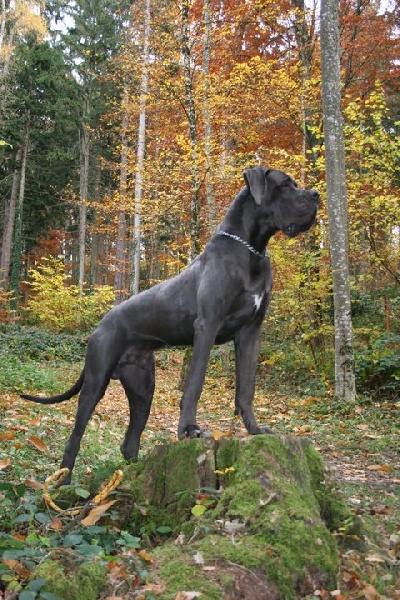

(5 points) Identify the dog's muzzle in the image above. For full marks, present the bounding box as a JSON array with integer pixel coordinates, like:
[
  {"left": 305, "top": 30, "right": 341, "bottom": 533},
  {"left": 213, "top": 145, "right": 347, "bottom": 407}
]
[{"left": 284, "top": 190, "right": 319, "bottom": 238}]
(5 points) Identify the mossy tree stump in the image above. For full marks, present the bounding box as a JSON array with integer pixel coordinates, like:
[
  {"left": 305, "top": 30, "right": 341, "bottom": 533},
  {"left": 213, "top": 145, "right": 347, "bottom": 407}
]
[
  {"left": 120, "top": 435, "right": 350, "bottom": 599},
  {"left": 33, "top": 436, "right": 352, "bottom": 599}
]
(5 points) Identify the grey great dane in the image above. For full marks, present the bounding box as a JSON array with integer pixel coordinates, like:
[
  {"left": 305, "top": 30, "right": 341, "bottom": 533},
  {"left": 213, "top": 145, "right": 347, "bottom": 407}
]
[{"left": 22, "top": 166, "right": 319, "bottom": 483}]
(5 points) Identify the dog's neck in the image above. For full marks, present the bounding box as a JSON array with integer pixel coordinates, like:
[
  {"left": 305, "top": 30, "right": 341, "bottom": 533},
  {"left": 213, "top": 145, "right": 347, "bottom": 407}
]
[
  {"left": 219, "top": 187, "right": 277, "bottom": 254},
  {"left": 217, "top": 230, "right": 268, "bottom": 259}
]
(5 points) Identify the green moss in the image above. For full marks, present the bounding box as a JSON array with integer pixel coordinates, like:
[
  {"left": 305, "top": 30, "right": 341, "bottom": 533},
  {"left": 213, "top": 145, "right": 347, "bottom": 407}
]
[
  {"left": 120, "top": 436, "right": 344, "bottom": 598},
  {"left": 202, "top": 436, "right": 339, "bottom": 597},
  {"left": 199, "top": 534, "right": 267, "bottom": 570},
  {"left": 216, "top": 437, "right": 240, "bottom": 471},
  {"left": 123, "top": 439, "right": 218, "bottom": 534},
  {"left": 33, "top": 559, "right": 107, "bottom": 600},
  {"left": 303, "top": 442, "right": 355, "bottom": 533},
  {"left": 152, "top": 543, "right": 223, "bottom": 599}
]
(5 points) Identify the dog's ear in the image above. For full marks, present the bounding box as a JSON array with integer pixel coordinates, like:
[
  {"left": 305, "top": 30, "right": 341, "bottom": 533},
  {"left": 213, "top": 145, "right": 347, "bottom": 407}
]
[{"left": 243, "top": 166, "right": 271, "bottom": 205}]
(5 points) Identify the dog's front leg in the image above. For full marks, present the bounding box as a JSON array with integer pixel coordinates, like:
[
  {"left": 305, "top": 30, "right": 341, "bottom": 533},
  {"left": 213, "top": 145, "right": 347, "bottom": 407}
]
[
  {"left": 234, "top": 322, "right": 274, "bottom": 435},
  {"left": 178, "top": 317, "right": 218, "bottom": 439}
]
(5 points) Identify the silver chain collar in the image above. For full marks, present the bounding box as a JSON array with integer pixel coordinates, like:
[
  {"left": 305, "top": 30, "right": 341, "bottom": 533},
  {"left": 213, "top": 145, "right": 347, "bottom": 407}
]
[{"left": 217, "top": 230, "right": 268, "bottom": 259}]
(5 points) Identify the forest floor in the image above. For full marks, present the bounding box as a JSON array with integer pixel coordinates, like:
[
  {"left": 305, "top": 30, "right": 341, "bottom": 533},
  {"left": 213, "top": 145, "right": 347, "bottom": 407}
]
[{"left": 0, "top": 350, "right": 399, "bottom": 599}]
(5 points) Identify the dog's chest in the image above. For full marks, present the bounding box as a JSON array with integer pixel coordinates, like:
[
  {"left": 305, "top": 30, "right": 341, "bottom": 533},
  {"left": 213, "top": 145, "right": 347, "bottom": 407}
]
[{"left": 253, "top": 292, "right": 264, "bottom": 312}]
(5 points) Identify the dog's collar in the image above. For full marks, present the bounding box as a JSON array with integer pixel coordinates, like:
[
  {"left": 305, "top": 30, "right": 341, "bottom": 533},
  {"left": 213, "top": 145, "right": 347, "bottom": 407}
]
[{"left": 217, "top": 230, "right": 268, "bottom": 259}]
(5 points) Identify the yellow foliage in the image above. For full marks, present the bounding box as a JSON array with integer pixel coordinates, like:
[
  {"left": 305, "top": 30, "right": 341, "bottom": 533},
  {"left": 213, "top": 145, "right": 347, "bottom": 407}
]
[
  {"left": 0, "top": 0, "right": 47, "bottom": 64},
  {"left": 14, "top": 1, "right": 47, "bottom": 40},
  {"left": 24, "top": 257, "right": 115, "bottom": 332}
]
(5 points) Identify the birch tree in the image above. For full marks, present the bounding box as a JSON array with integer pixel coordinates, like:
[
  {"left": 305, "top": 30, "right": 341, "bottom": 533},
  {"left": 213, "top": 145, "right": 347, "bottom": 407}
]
[
  {"left": 114, "top": 83, "right": 129, "bottom": 302},
  {"left": 320, "top": 0, "right": 356, "bottom": 401},
  {"left": 202, "top": 0, "right": 216, "bottom": 234},
  {"left": 131, "top": 0, "right": 151, "bottom": 295},
  {"left": 181, "top": 0, "right": 200, "bottom": 260}
]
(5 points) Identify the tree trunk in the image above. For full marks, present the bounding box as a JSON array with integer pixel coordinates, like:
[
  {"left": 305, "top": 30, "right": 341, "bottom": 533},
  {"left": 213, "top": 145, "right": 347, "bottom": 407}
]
[
  {"left": 114, "top": 85, "right": 129, "bottom": 303},
  {"left": 182, "top": 0, "right": 201, "bottom": 260},
  {"left": 120, "top": 437, "right": 351, "bottom": 598},
  {"left": 0, "top": 147, "right": 21, "bottom": 289},
  {"left": 0, "top": 25, "right": 14, "bottom": 78},
  {"left": 78, "top": 94, "right": 90, "bottom": 295},
  {"left": 320, "top": 0, "right": 356, "bottom": 401},
  {"left": 0, "top": 0, "right": 5, "bottom": 62},
  {"left": 9, "top": 118, "right": 30, "bottom": 307},
  {"left": 202, "top": 0, "right": 216, "bottom": 235},
  {"left": 131, "top": 0, "right": 151, "bottom": 296},
  {"left": 30, "top": 436, "right": 357, "bottom": 599}
]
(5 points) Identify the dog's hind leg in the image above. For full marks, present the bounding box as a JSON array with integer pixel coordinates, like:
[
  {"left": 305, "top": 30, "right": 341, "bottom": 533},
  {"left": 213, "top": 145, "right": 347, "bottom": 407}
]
[
  {"left": 119, "top": 351, "right": 155, "bottom": 461},
  {"left": 59, "top": 370, "right": 111, "bottom": 484}
]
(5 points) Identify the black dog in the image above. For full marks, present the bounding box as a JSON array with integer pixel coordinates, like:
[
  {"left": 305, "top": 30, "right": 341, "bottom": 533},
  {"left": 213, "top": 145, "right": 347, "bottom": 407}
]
[{"left": 22, "top": 166, "right": 319, "bottom": 482}]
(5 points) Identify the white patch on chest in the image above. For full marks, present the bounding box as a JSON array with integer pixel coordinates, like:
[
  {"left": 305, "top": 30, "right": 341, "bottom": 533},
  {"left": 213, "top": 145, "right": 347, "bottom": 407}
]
[{"left": 253, "top": 293, "right": 264, "bottom": 311}]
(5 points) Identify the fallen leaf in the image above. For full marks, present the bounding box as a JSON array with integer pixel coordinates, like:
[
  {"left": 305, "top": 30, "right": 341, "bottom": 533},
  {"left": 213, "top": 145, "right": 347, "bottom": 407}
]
[
  {"left": 108, "top": 562, "right": 127, "bottom": 578},
  {"left": 193, "top": 551, "right": 204, "bottom": 565},
  {"left": 0, "top": 431, "right": 15, "bottom": 440},
  {"left": 363, "top": 583, "right": 381, "bottom": 600},
  {"left": 138, "top": 549, "right": 153, "bottom": 562},
  {"left": 25, "top": 478, "right": 44, "bottom": 489},
  {"left": 191, "top": 504, "right": 207, "bottom": 517},
  {"left": 142, "top": 583, "right": 166, "bottom": 595},
  {"left": 175, "top": 593, "right": 202, "bottom": 600},
  {"left": 27, "top": 436, "right": 48, "bottom": 453},
  {"left": 211, "top": 429, "right": 230, "bottom": 440},
  {"left": 0, "top": 459, "right": 11, "bottom": 470},
  {"left": 365, "top": 553, "right": 386, "bottom": 563},
  {"left": 175, "top": 533, "right": 185, "bottom": 545},
  {"left": 367, "top": 464, "right": 392, "bottom": 472},
  {"left": 2, "top": 559, "right": 30, "bottom": 578},
  {"left": 342, "top": 569, "right": 361, "bottom": 587},
  {"left": 49, "top": 518, "right": 64, "bottom": 531},
  {"left": 81, "top": 500, "right": 117, "bottom": 526}
]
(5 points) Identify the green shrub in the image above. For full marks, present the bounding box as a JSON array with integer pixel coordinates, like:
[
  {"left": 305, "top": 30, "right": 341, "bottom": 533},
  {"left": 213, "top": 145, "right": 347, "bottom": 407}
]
[
  {"left": 0, "top": 324, "right": 85, "bottom": 393},
  {"left": 355, "top": 333, "right": 400, "bottom": 400},
  {"left": 23, "top": 257, "right": 115, "bottom": 333},
  {"left": 0, "top": 324, "right": 86, "bottom": 362}
]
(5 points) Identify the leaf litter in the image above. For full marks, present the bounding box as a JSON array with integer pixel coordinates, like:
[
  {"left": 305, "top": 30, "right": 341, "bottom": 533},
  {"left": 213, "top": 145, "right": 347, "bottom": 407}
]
[{"left": 0, "top": 351, "right": 399, "bottom": 598}]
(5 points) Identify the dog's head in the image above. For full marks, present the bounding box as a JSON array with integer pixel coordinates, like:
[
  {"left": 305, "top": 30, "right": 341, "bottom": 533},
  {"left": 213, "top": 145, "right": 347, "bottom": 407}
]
[{"left": 243, "top": 166, "right": 319, "bottom": 237}]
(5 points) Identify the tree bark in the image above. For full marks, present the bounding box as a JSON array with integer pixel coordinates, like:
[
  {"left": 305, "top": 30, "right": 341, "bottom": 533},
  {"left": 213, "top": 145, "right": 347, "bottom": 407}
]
[
  {"left": 117, "top": 436, "right": 351, "bottom": 599},
  {"left": 291, "top": 0, "right": 319, "bottom": 173},
  {"left": 202, "top": 0, "right": 216, "bottom": 235},
  {"left": 320, "top": 0, "right": 356, "bottom": 401},
  {"left": 78, "top": 93, "right": 90, "bottom": 295},
  {"left": 0, "top": 0, "right": 5, "bottom": 64},
  {"left": 0, "top": 147, "right": 21, "bottom": 289},
  {"left": 131, "top": 0, "right": 151, "bottom": 295},
  {"left": 9, "top": 117, "right": 30, "bottom": 307},
  {"left": 114, "top": 84, "right": 129, "bottom": 303},
  {"left": 181, "top": 0, "right": 201, "bottom": 260}
]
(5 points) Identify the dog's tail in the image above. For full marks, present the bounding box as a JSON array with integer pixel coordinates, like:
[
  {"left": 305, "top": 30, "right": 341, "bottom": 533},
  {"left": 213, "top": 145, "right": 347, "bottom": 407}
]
[{"left": 21, "top": 370, "right": 85, "bottom": 404}]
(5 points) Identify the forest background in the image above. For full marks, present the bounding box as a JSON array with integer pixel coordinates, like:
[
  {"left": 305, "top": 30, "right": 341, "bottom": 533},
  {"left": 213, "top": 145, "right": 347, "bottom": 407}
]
[{"left": 0, "top": 0, "right": 399, "bottom": 399}]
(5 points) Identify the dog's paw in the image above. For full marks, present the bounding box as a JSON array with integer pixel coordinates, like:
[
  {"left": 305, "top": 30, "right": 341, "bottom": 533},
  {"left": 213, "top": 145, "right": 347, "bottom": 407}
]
[
  {"left": 257, "top": 426, "right": 274, "bottom": 435},
  {"left": 178, "top": 424, "right": 201, "bottom": 439}
]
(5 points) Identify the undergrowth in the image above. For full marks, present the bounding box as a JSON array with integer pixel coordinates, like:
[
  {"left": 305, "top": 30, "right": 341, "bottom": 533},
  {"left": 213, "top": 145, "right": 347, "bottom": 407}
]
[{"left": 0, "top": 325, "right": 399, "bottom": 598}]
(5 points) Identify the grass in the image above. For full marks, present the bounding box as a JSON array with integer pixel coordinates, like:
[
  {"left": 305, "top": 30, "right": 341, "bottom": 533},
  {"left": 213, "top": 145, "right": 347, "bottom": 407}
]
[{"left": 0, "top": 347, "right": 399, "bottom": 599}]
